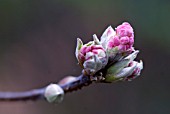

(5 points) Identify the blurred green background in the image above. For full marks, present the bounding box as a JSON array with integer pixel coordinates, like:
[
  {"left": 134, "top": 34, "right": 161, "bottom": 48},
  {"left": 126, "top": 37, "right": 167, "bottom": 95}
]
[{"left": 0, "top": 0, "right": 170, "bottom": 114}]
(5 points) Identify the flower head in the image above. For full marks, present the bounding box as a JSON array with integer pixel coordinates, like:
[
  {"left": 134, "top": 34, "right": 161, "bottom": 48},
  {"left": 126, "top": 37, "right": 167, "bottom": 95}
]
[
  {"left": 75, "top": 22, "right": 143, "bottom": 81},
  {"left": 75, "top": 38, "right": 108, "bottom": 75},
  {"left": 107, "top": 22, "right": 134, "bottom": 52},
  {"left": 100, "top": 22, "right": 134, "bottom": 55}
]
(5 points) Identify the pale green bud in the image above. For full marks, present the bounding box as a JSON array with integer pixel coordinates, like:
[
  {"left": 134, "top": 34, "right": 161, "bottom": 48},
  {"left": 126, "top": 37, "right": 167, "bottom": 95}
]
[
  {"left": 44, "top": 84, "right": 64, "bottom": 103},
  {"left": 104, "top": 50, "right": 140, "bottom": 82}
]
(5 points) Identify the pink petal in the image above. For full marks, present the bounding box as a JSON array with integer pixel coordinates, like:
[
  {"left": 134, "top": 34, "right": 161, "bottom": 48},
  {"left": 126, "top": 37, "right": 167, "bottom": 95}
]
[{"left": 120, "top": 36, "right": 129, "bottom": 45}]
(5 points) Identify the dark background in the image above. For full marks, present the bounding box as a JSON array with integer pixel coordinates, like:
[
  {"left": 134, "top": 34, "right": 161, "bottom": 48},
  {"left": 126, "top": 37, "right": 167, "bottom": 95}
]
[{"left": 0, "top": 0, "right": 170, "bottom": 114}]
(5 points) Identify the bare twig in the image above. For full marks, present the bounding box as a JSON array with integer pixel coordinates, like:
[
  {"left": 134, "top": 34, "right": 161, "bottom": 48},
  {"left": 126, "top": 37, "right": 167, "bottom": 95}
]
[
  {"left": 0, "top": 88, "right": 45, "bottom": 101},
  {"left": 0, "top": 74, "right": 92, "bottom": 101}
]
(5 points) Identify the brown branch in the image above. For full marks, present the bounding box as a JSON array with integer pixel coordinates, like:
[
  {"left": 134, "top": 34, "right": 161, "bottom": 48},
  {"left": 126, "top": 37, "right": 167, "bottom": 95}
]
[
  {"left": 0, "top": 74, "right": 93, "bottom": 101},
  {"left": 60, "top": 74, "right": 92, "bottom": 93},
  {"left": 0, "top": 88, "right": 45, "bottom": 101}
]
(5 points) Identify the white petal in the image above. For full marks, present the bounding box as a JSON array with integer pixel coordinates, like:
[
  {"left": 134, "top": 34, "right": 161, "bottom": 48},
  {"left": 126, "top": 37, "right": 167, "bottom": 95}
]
[
  {"left": 125, "top": 50, "right": 139, "bottom": 62},
  {"left": 115, "top": 62, "right": 137, "bottom": 78},
  {"left": 100, "top": 26, "right": 115, "bottom": 49},
  {"left": 137, "top": 60, "right": 143, "bottom": 70}
]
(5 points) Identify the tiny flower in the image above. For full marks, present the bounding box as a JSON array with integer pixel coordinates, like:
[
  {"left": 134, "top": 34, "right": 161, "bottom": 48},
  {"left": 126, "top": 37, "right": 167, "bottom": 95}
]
[{"left": 75, "top": 38, "right": 108, "bottom": 75}]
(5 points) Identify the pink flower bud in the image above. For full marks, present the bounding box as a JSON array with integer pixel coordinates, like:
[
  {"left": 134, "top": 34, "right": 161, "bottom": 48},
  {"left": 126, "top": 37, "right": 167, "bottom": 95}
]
[
  {"left": 107, "top": 22, "right": 134, "bottom": 52},
  {"left": 125, "top": 60, "right": 143, "bottom": 81},
  {"left": 75, "top": 38, "right": 108, "bottom": 75},
  {"left": 116, "top": 22, "right": 134, "bottom": 38}
]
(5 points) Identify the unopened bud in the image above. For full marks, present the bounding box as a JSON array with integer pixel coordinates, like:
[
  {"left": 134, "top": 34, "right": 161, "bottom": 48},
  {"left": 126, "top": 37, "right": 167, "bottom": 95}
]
[
  {"left": 75, "top": 38, "right": 108, "bottom": 75},
  {"left": 44, "top": 84, "right": 64, "bottom": 103},
  {"left": 104, "top": 51, "right": 143, "bottom": 82}
]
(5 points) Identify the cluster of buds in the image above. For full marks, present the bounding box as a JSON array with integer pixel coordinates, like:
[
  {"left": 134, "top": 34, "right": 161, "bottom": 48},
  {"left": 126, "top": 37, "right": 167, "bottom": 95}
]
[
  {"left": 75, "top": 22, "right": 143, "bottom": 82},
  {"left": 75, "top": 37, "right": 108, "bottom": 75}
]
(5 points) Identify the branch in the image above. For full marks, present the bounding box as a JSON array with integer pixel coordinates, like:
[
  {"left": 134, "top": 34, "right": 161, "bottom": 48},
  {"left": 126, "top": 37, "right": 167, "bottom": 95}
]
[{"left": 0, "top": 74, "right": 92, "bottom": 101}]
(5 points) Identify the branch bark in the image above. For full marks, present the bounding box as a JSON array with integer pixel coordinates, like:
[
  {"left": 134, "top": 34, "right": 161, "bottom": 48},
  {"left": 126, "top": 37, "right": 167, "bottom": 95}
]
[{"left": 0, "top": 74, "right": 92, "bottom": 101}]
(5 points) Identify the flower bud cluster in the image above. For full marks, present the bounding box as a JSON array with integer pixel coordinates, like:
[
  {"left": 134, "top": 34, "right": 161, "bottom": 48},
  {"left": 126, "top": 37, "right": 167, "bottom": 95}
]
[{"left": 75, "top": 22, "right": 143, "bottom": 82}]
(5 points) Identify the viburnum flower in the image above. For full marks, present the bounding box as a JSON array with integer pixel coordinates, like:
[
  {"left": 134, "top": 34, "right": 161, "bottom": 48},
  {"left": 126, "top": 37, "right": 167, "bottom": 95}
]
[
  {"left": 100, "top": 22, "right": 134, "bottom": 59},
  {"left": 75, "top": 36, "right": 108, "bottom": 75},
  {"left": 75, "top": 22, "right": 143, "bottom": 81}
]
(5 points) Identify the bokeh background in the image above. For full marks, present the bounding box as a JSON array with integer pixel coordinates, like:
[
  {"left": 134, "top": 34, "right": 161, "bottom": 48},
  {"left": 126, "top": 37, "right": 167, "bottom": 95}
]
[{"left": 0, "top": 0, "right": 170, "bottom": 114}]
